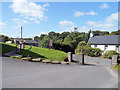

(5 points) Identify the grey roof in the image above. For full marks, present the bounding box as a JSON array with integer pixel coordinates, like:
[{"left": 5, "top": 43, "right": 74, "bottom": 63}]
[
  {"left": 88, "top": 35, "right": 120, "bottom": 45},
  {"left": 14, "top": 39, "right": 38, "bottom": 44},
  {"left": 25, "top": 40, "right": 38, "bottom": 44}
]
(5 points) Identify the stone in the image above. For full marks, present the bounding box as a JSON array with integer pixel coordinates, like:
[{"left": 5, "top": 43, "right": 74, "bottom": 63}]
[
  {"left": 51, "top": 61, "right": 60, "bottom": 64},
  {"left": 42, "top": 60, "right": 51, "bottom": 63},
  {"left": 21, "top": 57, "right": 32, "bottom": 61},
  {"left": 32, "top": 59, "right": 41, "bottom": 62},
  {"left": 61, "top": 61, "right": 70, "bottom": 65}
]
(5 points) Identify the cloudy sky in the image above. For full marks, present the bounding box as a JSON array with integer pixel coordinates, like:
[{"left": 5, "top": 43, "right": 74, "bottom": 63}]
[{"left": 0, "top": 0, "right": 118, "bottom": 38}]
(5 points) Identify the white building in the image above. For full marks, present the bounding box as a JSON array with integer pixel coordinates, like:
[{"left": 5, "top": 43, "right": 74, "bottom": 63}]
[{"left": 88, "top": 32, "right": 120, "bottom": 53}]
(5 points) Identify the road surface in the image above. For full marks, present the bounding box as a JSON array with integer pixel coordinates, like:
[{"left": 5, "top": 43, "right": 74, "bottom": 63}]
[{"left": 2, "top": 56, "right": 118, "bottom": 88}]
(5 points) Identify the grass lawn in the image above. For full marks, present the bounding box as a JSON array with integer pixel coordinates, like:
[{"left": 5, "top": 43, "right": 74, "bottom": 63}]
[
  {"left": 17, "top": 45, "right": 67, "bottom": 61},
  {"left": 1, "top": 43, "right": 16, "bottom": 54}
]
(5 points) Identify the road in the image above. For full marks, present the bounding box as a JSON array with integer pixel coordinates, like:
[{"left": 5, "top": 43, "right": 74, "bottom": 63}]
[{"left": 2, "top": 56, "right": 118, "bottom": 88}]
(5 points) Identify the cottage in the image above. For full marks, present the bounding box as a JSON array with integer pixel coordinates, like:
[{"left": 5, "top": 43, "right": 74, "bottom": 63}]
[
  {"left": 24, "top": 40, "right": 38, "bottom": 47},
  {"left": 88, "top": 32, "right": 120, "bottom": 53},
  {"left": 13, "top": 38, "right": 38, "bottom": 47}
]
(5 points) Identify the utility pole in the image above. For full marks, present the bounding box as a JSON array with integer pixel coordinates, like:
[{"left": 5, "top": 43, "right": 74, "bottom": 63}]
[{"left": 21, "top": 26, "right": 22, "bottom": 39}]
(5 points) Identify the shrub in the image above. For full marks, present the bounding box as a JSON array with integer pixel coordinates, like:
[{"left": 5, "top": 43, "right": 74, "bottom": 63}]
[
  {"left": 103, "top": 50, "right": 119, "bottom": 59},
  {"left": 75, "top": 41, "right": 90, "bottom": 55},
  {"left": 86, "top": 47, "right": 102, "bottom": 57},
  {"left": 75, "top": 41, "right": 101, "bottom": 57}
]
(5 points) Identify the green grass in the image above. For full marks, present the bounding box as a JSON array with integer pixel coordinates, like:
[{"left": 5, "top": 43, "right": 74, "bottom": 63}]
[
  {"left": 1, "top": 43, "right": 16, "bottom": 54},
  {"left": 18, "top": 45, "right": 67, "bottom": 61},
  {"left": 1, "top": 43, "right": 67, "bottom": 61},
  {"left": 113, "top": 64, "right": 120, "bottom": 71}
]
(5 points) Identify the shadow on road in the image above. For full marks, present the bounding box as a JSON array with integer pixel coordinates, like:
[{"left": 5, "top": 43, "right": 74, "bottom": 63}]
[{"left": 82, "top": 63, "right": 96, "bottom": 66}]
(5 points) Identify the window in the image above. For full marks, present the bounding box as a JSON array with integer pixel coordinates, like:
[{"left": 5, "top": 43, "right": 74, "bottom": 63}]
[
  {"left": 116, "top": 46, "right": 119, "bottom": 52},
  {"left": 95, "top": 45, "right": 97, "bottom": 48},
  {"left": 105, "top": 45, "right": 108, "bottom": 50}
]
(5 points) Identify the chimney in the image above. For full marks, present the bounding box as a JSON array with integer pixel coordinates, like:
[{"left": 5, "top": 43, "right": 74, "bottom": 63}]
[{"left": 90, "top": 30, "right": 94, "bottom": 38}]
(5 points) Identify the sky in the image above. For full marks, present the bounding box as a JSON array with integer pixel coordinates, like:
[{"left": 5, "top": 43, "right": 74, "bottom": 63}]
[{"left": 0, "top": 0, "right": 118, "bottom": 38}]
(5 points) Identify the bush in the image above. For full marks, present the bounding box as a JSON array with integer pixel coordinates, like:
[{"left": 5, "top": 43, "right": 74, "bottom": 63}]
[
  {"left": 75, "top": 41, "right": 101, "bottom": 57},
  {"left": 103, "top": 50, "right": 119, "bottom": 59},
  {"left": 75, "top": 41, "right": 90, "bottom": 55},
  {"left": 86, "top": 47, "right": 102, "bottom": 57}
]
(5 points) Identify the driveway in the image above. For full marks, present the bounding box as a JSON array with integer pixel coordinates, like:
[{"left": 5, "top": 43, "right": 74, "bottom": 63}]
[{"left": 2, "top": 56, "right": 118, "bottom": 88}]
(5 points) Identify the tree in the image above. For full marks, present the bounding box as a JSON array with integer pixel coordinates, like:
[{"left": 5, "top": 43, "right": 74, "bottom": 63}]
[
  {"left": 74, "top": 27, "right": 78, "bottom": 32},
  {"left": 59, "top": 32, "right": 70, "bottom": 41},
  {"left": 0, "top": 35, "right": 9, "bottom": 42}
]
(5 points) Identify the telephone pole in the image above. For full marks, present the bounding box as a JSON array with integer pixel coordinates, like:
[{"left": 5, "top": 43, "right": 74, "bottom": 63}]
[{"left": 21, "top": 26, "right": 22, "bottom": 39}]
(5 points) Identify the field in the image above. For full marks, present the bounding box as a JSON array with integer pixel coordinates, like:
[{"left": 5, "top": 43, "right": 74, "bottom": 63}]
[{"left": 2, "top": 43, "right": 67, "bottom": 61}]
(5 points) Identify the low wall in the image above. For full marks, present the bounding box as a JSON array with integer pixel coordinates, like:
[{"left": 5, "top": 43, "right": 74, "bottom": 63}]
[
  {"left": 68, "top": 52, "right": 84, "bottom": 64},
  {"left": 112, "top": 55, "right": 120, "bottom": 67}
]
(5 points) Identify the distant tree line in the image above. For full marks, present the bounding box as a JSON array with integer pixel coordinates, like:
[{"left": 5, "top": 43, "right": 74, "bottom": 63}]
[
  {"left": 34, "top": 30, "right": 120, "bottom": 53},
  {"left": 0, "top": 35, "right": 10, "bottom": 43},
  {"left": 1, "top": 30, "right": 120, "bottom": 53}
]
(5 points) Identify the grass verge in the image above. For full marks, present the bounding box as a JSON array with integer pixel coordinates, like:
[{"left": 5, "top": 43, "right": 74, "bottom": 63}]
[{"left": 17, "top": 45, "right": 67, "bottom": 61}]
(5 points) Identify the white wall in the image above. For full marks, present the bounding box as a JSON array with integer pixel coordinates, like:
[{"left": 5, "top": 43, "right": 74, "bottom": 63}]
[
  {"left": 97, "top": 45, "right": 105, "bottom": 51},
  {"left": 106, "top": 45, "right": 116, "bottom": 51},
  {"left": 91, "top": 45, "right": 94, "bottom": 48},
  {"left": 91, "top": 44, "right": 120, "bottom": 53}
]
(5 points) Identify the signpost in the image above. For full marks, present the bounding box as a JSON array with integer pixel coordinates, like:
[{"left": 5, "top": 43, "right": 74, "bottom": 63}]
[{"left": 48, "top": 39, "right": 52, "bottom": 50}]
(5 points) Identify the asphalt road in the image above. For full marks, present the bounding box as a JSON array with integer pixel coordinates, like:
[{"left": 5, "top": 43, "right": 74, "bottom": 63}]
[{"left": 2, "top": 56, "right": 118, "bottom": 88}]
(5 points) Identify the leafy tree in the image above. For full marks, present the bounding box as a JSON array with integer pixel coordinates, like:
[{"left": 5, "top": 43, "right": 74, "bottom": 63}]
[
  {"left": 0, "top": 35, "right": 9, "bottom": 42},
  {"left": 59, "top": 32, "right": 70, "bottom": 41}
]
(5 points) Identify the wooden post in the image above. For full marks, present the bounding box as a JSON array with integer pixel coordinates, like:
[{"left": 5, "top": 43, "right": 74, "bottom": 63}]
[{"left": 82, "top": 52, "right": 84, "bottom": 65}]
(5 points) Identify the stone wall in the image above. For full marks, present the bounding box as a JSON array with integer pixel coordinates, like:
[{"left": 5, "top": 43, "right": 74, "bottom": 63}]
[
  {"left": 68, "top": 52, "right": 84, "bottom": 64},
  {"left": 112, "top": 55, "right": 118, "bottom": 67}
]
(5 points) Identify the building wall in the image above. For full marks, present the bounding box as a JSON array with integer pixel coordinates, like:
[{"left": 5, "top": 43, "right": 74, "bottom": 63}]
[
  {"left": 91, "top": 44, "right": 120, "bottom": 53},
  {"left": 119, "top": 46, "right": 120, "bottom": 53},
  {"left": 97, "top": 45, "right": 105, "bottom": 51},
  {"left": 106, "top": 45, "right": 116, "bottom": 51},
  {"left": 91, "top": 45, "right": 94, "bottom": 48}
]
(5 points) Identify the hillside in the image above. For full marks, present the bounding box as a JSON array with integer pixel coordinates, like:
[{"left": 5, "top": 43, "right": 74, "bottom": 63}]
[
  {"left": 2, "top": 43, "right": 16, "bottom": 54},
  {"left": 18, "top": 45, "right": 67, "bottom": 61},
  {"left": 2, "top": 43, "right": 67, "bottom": 61}
]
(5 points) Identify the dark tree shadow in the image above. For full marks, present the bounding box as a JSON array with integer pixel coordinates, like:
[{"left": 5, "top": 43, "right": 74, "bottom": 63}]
[
  {"left": 17, "top": 49, "right": 47, "bottom": 59},
  {"left": 82, "top": 64, "right": 96, "bottom": 66}
]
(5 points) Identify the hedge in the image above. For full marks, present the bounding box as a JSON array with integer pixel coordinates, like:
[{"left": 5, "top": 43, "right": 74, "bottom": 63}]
[{"left": 103, "top": 50, "right": 119, "bottom": 59}]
